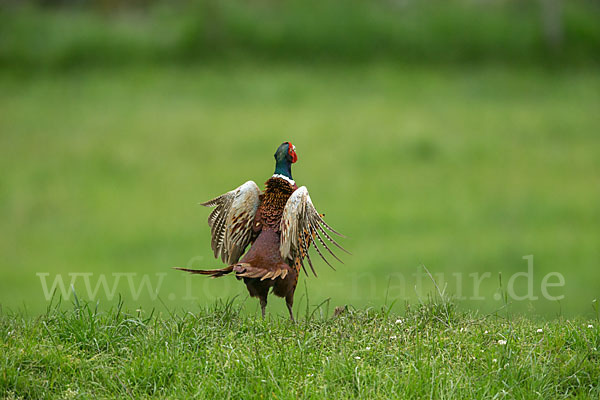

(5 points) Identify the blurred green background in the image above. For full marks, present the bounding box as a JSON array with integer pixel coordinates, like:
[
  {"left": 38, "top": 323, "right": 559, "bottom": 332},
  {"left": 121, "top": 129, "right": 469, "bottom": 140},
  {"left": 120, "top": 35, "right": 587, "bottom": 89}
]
[{"left": 1, "top": 0, "right": 599, "bottom": 318}]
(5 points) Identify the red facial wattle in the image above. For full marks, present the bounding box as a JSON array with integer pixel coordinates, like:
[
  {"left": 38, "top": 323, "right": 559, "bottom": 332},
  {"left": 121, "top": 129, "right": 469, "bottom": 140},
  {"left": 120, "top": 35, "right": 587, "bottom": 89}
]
[{"left": 287, "top": 142, "right": 298, "bottom": 163}]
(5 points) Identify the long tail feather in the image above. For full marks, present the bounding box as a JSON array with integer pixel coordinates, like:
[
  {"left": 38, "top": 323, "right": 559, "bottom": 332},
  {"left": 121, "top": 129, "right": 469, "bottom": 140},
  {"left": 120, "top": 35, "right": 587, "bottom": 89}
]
[{"left": 173, "top": 265, "right": 233, "bottom": 277}]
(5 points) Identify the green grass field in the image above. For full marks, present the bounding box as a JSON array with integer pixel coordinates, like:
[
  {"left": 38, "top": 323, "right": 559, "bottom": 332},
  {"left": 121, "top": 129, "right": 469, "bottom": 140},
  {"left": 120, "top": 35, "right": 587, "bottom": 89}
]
[
  {"left": 3, "top": 2, "right": 600, "bottom": 397},
  {"left": 2, "top": 297, "right": 600, "bottom": 398},
  {"left": 1, "top": 64, "right": 599, "bottom": 319}
]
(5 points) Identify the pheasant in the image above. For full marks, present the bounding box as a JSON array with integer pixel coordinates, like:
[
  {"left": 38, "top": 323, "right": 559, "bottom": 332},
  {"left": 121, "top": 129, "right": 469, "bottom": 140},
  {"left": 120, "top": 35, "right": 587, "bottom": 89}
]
[{"left": 176, "top": 142, "right": 347, "bottom": 321}]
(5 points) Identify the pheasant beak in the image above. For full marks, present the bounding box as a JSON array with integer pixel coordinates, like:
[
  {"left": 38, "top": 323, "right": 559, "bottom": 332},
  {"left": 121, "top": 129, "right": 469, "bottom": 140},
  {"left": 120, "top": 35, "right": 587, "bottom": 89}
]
[{"left": 288, "top": 143, "right": 298, "bottom": 163}]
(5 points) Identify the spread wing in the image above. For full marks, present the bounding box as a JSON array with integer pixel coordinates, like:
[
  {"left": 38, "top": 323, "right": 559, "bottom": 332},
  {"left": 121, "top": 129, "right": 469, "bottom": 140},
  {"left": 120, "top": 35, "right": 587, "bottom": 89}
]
[
  {"left": 202, "top": 181, "right": 261, "bottom": 264},
  {"left": 280, "top": 186, "right": 348, "bottom": 276}
]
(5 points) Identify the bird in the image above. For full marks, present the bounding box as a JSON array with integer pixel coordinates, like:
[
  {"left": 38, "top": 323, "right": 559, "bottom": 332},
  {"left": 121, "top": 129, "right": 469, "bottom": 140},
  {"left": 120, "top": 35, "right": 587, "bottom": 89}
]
[{"left": 175, "top": 142, "right": 348, "bottom": 321}]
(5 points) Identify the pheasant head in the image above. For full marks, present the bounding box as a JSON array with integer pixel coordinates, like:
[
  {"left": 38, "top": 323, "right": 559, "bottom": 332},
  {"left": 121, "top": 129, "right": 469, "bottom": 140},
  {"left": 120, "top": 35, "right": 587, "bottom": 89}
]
[{"left": 273, "top": 142, "right": 297, "bottom": 180}]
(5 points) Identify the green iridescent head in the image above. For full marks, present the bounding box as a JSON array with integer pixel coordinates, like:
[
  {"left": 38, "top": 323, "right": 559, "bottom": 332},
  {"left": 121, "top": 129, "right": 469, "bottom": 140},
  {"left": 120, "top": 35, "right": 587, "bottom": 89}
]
[{"left": 273, "top": 142, "right": 297, "bottom": 179}]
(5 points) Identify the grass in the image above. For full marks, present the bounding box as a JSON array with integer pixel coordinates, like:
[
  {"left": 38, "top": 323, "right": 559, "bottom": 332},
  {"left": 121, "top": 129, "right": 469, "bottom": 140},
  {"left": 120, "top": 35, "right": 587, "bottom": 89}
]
[
  {"left": 1, "top": 296, "right": 600, "bottom": 398},
  {"left": 2, "top": 4, "right": 599, "bottom": 395},
  {"left": 1, "top": 64, "right": 599, "bottom": 317},
  {"left": 1, "top": 58, "right": 599, "bottom": 397}
]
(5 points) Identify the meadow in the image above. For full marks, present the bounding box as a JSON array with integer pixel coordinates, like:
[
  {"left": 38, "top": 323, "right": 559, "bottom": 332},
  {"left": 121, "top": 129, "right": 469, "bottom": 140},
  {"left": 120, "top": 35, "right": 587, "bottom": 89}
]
[
  {"left": 2, "top": 1, "right": 600, "bottom": 397},
  {"left": 1, "top": 64, "right": 599, "bottom": 318}
]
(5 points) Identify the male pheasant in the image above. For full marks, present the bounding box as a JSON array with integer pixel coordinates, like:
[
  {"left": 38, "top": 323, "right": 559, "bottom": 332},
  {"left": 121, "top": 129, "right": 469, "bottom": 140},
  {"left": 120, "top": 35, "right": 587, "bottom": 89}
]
[{"left": 176, "top": 142, "right": 347, "bottom": 321}]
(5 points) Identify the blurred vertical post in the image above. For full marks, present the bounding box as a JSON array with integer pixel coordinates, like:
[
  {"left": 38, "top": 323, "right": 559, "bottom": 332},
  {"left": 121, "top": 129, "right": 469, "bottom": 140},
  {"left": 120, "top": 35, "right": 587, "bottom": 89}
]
[{"left": 540, "top": 0, "right": 563, "bottom": 49}]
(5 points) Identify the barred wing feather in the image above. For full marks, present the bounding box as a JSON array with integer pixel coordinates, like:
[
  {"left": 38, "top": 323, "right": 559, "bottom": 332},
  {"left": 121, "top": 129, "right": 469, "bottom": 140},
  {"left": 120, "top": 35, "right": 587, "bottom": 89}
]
[
  {"left": 280, "top": 186, "right": 348, "bottom": 276},
  {"left": 202, "top": 181, "right": 261, "bottom": 264}
]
